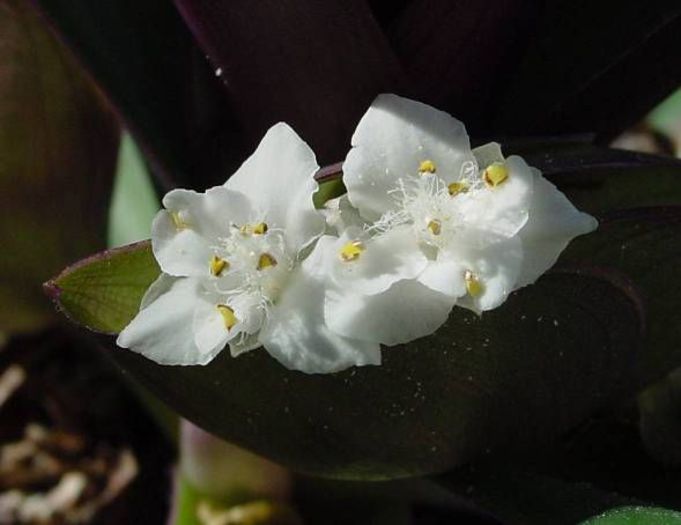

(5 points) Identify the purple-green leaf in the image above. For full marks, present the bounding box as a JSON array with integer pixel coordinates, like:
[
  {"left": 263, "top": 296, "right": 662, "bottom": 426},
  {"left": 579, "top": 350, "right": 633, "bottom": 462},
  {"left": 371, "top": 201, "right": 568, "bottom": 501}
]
[
  {"left": 45, "top": 239, "right": 643, "bottom": 478},
  {"left": 0, "top": 0, "right": 119, "bottom": 334}
]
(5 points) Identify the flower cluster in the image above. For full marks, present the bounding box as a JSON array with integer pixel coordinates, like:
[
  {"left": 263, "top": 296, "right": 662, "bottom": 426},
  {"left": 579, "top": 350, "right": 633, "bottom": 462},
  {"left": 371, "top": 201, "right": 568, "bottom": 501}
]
[{"left": 117, "top": 95, "right": 597, "bottom": 374}]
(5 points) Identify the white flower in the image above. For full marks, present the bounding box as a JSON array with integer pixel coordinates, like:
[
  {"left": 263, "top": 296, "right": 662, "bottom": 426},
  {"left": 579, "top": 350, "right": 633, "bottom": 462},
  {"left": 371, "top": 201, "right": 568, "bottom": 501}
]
[
  {"left": 117, "top": 123, "right": 380, "bottom": 374},
  {"left": 318, "top": 94, "right": 598, "bottom": 346}
]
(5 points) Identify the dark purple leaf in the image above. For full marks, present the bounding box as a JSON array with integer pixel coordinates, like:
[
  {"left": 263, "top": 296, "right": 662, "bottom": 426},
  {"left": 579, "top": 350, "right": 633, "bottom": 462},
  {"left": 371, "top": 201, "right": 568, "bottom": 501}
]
[
  {"left": 494, "top": 1, "right": 681, "bottom": 140},
  {"left": 562, "top": 207, "right": 681, "bottom": 383},
  {"left": 173, "top": 0, "right": 407, "bottom": 165},
  {"left": 388, "top": 0, "right": 542, "bottom": 135},
  {"left": 32, "top": 0, "right": 245, "bottom": 189}
]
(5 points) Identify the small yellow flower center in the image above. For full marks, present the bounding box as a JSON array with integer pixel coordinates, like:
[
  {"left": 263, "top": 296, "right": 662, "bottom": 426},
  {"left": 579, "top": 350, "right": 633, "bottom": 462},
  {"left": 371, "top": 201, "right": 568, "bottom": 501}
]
[
  {"left": 257, "top": 253, "right": 278, "bottom": 270},
  {"left": 217, "top": 304, "right": 238, "bottom": 331},
  {"left": 210, "top": 255, "right": 229, "bottom": 276},
  {"left": 483, "top": 162, "right": 509, "bottom": 188},
  {"left": 419, "top": 159, "right": 437, "bottom": 174},
  {"left": 339, "top": 240, "right": 365, "bottom": 262},
  {"left": 170, "top": 211, "right": 188, "bottom": 230},
  {"left": 240, "top": 222, "right": 269, "bottom": 236},
  {"left": 447, "top": 181, "right": 469, "bottom": 196},
  {"left": 426, "top": 219, "right": 442, "bottom": 236},
  {"left": 465, "top": 270, "right": 484, "bottom": 297}
]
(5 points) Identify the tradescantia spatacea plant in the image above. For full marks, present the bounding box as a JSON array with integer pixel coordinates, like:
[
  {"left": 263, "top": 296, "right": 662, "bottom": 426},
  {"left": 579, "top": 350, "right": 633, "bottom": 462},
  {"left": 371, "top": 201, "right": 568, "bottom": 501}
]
[{"left": 23, "top": 0, "right": 681, "bottom": 522}]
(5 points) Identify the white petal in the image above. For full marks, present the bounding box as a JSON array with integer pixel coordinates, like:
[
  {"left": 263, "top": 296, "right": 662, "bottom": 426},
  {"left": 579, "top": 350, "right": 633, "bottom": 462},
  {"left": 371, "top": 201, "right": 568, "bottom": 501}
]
[
  {"left": 516, "top": 174, "right": 598, "bottom": 287},
  {"left": 225, "top": 122, "right": 324, "bottom": 251},
  {"left": 472, "top": 141, "right": 504, "bottom": 168},
  {"left": 453, "top": 235, "right": 523, "bottom": 313},
  {"left": 193, "top": 299, "right": 232, "bottom": 357},
  {"left": 417, "top": 258, "right": 468, "bottom": 298},
  {"left": 330, "top": 225, "right": 428, "bottom": 295},
  {"left": 322, "top": 195, "right": 367, "bottom": 235},
  {"left": 140, "top": 273, "right": 177, "bottom": 309},
  {"left": 326, "top": 279, "right": 454, "bottom": 346},
  {"left": 152, "top": 187, "right": 253, "bottom": 277},
  {"left": 343, "top": 94, "right": 474, "bottom": 222},
  {"left": 151, "top": 210, "right": 212, "bottom": 277},
  {"left": 259, "top": 249, "right": 381, "bottom": 374},
  {"left": 459, "top": 155, "right": 534, "bottom": 238},
  {"left": 117, "top": 278, "right": 221, "bottom": 365},
  {"left": 192, "top": 291, "right": 267, "bottom": 356},
  {"left": 229, "top": 333, "right": 262, "bottom": 357}
]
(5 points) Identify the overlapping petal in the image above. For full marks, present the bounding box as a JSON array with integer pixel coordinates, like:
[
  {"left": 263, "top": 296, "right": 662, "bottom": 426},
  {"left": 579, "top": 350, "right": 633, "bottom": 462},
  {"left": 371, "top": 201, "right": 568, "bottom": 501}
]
[
  {"left": 260, "top": 250, "right": 381, "bottom": 374},
  {"left": 226, "top": 122, "right": 324, "bottom": 251},
  {"left": 151, "top": 187, "right": 253, "bottom": 277},
  {"left": 325, "top": 279, "right": 454, "bottom": 347},
  {"left": 343, "top": 94, "right": 475, "bottom": 222},
  {"left": 117, "top": 278, "right": 222, "bottom": 365},
  {"left": 516, "top": 175, "right": 598, "bottom": 287}
]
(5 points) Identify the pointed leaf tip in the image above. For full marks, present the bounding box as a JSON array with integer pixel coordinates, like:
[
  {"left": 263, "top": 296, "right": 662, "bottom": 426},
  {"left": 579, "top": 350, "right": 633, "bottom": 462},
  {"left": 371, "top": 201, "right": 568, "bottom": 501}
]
[{"left": 47, "top": 241, "right": 159, "bottom": 334}]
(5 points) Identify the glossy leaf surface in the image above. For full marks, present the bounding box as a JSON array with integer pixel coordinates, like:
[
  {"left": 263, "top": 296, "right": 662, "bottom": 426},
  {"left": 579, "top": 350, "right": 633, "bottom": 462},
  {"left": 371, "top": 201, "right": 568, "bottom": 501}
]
[
  {"left": 46, "top": 240, "right": 641, "bottom": 479},
  {"left": 562, "top": 207, "right": 681, "bottom": 382}
]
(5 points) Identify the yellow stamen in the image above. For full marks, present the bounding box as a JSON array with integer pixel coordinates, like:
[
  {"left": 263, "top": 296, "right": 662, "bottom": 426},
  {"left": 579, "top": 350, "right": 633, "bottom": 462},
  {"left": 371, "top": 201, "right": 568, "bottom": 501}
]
[
  {"left": 170, "top": 211, "right": 188, "bottom": 230},
  {"left": 252, "top": 222, "right": 268, "bottom": 235},
  {"left": 427, "top": 219, "right": 442, "bottom": 236},
  {"left": 483, "top": 162, "right": 509, "bottom": 187},
  {"left": 465, "top": 270, "right": 484, "bottom": 297},
  {"left": 419, "top": 159, "right": 436, "bottom": 174},
  {"left": 448, "top": 181, "right": 469, "bottom": 196},
  {"left": 217, "top": 304, "right": 238, "bottom": 331},
  {"left": 210, "top": 255, "right": 229, "bottom": 276},
  {"left": 257, "top": 253, "right": 278, "bottom": 270},
  {"left": 339, "top": 240, "right": 365, "bottom": 262}
]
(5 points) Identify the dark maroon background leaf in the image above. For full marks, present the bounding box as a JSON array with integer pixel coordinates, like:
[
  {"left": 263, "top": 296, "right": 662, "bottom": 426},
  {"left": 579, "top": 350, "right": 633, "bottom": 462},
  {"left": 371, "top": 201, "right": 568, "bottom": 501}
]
[
  {"left": 494, "top": 1, "right": 681, "bottom": 141},
  {"left": 0, "top": 0, "right": 119, "bottom": 333},
  {"left": 173, "top": 0, "right": 407, "bottom": 166},
  {"left": 562, "top": 207, "right": 681, "bottom": 384},
  {"left": 31, "top": 0, "right": 245, "bottom": 189},
  {"left": 387, "top": 0, "right": 542, "bottom": 137}
]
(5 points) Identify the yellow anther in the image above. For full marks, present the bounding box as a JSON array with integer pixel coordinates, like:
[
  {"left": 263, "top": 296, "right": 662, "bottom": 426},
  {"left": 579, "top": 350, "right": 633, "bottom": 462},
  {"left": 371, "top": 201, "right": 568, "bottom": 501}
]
[
  {"left": 427, "top": 219, "right": 442, "bottom": 236},
  {"left": 448, "top": 181, "right": 469, "bottom": 196},
  {"left": 339, "top": 240, "right": 365, "bottom": 262},
  {"left": 240, "top": 222, "right": 268, "bottom": 235},
  {"left": 465, "top": 270, "right": 484, "bottom": 297},
  {"left": 483, "top": 162, "right": 509, "bottom": 187},
  {"left": 170, "top": 211, "right": 188, "bottom": 230},
  {"left": 217, "top": 304, "right": 238, "bottom": 331},
  {"left": 210, "top": 255, "right": 229, "bottom": 276},
  {"left": 419, "top": 159, "right": 437, "bottom": 174},
  {"left": 252, "top": 222, "right": 268, "bottom": 235},
  {"left": 257, "top": 253, "right": 278, "bottom": 270}
]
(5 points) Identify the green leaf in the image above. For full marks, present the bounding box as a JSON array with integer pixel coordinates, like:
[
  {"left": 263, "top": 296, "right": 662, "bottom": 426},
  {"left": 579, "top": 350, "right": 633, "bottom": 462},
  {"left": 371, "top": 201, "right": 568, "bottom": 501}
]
[
  {"left": 108, "top": 133, "right": 160, "bottom": 248},
  {"left": 0, "top": 0, "right": 118, "bottom": 334},
  {"left": 313, "top": 178, "right": 346, "bottom": 209},
  {"left": 439, "top": 466, "right": 639, "bottom": 525},
  {"left": 562, "top": 207, "right": 681, "bottom": 382},
  {"left": 46, "top": 241, "right": 643, "bottom": 479},
  {"left": 580, "top": 506, "right": 681, "bottom": 525},
  {"left": 45, "top": 242, "right": 159, "bottom": 334}
]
